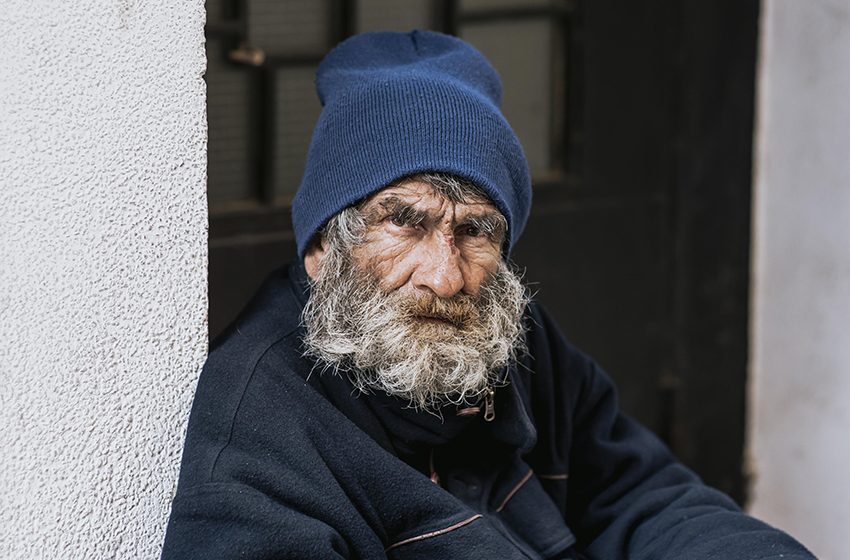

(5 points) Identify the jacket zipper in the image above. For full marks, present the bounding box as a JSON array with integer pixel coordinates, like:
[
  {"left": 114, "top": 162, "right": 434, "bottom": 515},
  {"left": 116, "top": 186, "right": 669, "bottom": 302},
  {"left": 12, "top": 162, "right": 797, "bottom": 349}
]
[{"left": 484, "top": 387, "right": 496, "bottom": 422}]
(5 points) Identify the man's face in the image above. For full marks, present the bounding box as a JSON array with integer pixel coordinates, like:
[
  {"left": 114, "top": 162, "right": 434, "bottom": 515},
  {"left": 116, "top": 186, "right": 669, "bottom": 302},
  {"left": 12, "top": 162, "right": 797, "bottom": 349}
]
[
  {"left": 302, "top": 176, "right": 526, "bottom": 411},
  {"left": 350, "top": 179, "right": 505, "bottom": 299}
]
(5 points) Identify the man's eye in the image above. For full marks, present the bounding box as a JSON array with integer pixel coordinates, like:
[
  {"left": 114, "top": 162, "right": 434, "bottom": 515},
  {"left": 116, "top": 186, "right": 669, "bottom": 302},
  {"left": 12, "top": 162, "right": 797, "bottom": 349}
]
[
  {"left": 390, "top": 215, "right": 408, "bottom": 227},
  {"left": 461, "top": 225, "right": 482, "bottom": 237}
]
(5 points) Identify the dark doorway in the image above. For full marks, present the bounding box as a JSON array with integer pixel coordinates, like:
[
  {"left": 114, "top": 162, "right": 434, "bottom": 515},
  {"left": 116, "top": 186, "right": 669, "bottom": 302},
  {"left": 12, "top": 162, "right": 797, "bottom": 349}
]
[{"left": 205, "top": 0, "right": 759, "bottom": 505}]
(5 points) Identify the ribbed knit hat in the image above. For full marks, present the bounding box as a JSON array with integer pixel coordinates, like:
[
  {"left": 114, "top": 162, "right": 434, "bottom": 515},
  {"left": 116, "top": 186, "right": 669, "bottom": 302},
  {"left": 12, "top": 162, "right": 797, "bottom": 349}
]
[{"left": 292, "top": 30, "right": 532, "bottom": 257}]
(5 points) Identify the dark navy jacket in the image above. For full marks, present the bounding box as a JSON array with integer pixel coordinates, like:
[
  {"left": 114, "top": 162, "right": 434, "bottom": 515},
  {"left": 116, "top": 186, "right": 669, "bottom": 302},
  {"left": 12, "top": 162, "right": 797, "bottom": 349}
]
[{"left": 161, "top": 263, "right": 814, "bottom": 559}]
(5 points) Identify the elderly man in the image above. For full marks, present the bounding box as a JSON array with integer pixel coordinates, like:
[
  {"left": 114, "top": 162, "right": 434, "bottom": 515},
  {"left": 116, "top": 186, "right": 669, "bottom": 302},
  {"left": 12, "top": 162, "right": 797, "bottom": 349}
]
[{"left": 161, "top": 31, "right": 813, "bottom": 559}]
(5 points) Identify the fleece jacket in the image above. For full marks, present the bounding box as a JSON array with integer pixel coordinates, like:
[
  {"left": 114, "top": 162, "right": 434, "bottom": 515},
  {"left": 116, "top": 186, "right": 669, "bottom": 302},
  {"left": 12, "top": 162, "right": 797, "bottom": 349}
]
[{"left": 160, "top": 262, "right": 815, "bottom": 559}]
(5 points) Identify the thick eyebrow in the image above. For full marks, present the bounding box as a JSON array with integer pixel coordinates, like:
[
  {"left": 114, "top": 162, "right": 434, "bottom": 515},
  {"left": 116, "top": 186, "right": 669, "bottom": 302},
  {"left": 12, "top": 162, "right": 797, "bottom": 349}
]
[
  {"left": 364, "top": 196, "right": 506, "bottom": 241},
  {"left": 364, "top": 197, "right": 430, "bottom": 226},
  {"left": 456, "top": 212, "right": 507, "bottom": 241}
]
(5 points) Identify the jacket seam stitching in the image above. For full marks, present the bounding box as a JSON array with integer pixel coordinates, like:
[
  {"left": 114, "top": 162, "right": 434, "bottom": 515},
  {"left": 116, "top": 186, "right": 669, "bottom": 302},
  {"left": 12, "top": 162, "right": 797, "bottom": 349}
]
[
  {"left": 495, "top": 468, "right": 534, "bottom": 512},
  {"left": 537, "top": 472, "right": 569, "bottom": 480},
  {"left": 385, "top": 514, "right": 483, "bottom": 551}
]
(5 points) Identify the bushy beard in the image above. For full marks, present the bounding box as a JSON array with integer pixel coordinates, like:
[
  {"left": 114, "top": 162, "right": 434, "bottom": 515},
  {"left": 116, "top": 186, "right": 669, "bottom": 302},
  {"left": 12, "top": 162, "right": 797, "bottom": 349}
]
[{"left": 301, "top": 241, "right": 529, "bottom": 412}]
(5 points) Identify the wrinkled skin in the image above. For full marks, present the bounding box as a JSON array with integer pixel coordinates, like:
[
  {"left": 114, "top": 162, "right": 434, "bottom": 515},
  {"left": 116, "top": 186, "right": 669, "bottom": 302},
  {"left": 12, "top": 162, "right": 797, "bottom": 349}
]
[{"left": 304, "top": 179, "right": 505, "bottom": 300}]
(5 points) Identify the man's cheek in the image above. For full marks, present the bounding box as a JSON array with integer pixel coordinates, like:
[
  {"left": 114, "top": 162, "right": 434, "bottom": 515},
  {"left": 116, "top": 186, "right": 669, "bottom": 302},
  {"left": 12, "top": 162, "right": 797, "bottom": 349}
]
[{"left": 360, "top": 246, "right": 418, "bottom": 291}]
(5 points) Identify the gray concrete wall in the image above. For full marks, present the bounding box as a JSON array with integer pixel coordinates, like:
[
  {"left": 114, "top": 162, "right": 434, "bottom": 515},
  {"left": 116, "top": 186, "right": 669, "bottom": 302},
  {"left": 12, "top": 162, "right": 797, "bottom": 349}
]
[
  {"left": 0, "top": 1, "right": 207, "bottom": 557},
  {"left": 749, "top": 1, "right": 850, "bottom": 558}
]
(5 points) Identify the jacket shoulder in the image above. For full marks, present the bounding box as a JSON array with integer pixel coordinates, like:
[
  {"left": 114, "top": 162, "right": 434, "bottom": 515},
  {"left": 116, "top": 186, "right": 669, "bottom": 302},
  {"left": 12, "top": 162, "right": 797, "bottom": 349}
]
[
  {"left": 519, "top": 301, "right": 598, "bottom": 410},
  {"left": 514, "top": 301, "right": 598, "bottom": 475},
  {"left": 176, "top": 265, "right": 316, "bottom": 490}
]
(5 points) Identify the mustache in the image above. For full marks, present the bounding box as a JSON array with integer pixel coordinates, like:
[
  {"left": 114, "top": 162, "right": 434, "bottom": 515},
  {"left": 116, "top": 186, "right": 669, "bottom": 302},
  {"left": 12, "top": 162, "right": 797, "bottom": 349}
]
[{"left": 395, "top": 292, "right": 481, "bottom": 329}]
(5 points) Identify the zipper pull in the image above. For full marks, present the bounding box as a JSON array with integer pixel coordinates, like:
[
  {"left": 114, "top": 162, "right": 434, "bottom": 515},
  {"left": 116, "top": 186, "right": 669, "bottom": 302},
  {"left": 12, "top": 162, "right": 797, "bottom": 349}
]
[{"left": 484, "top": 387, "right": 496, "bottom": 422}]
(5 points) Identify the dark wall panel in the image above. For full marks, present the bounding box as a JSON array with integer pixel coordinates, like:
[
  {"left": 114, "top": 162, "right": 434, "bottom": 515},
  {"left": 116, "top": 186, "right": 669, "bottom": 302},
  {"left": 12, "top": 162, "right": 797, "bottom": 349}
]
[
  {"left": 209, "top": 234, "right": 298, "bottom": 339},
  {"left": 513, "top": 195, "right": 671, "bottom": 433},
  {"left": 670, "top": 1, "right": 759, "bottom": 501}
]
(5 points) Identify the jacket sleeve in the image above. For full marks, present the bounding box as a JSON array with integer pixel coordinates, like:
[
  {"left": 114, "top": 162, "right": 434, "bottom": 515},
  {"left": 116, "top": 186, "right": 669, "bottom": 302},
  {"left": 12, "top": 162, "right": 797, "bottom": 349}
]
[
  {"left": 160, "top": 482, "right": 350, "bottom": 560},
  {"left": 526, "top": 303, "right": 816, "bottom": 560}
]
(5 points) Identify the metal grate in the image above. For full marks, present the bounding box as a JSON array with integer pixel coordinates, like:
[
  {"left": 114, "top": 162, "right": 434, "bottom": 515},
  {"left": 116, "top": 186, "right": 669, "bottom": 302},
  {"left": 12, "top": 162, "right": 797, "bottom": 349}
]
[
  {"left": 206, "top": 0, "right": 228, "bottom": 23},
  {"left": 247, "top": 0, "right": 332, "bottom": 55},
  {"left": 356, "top": 0, "right": 435, "bottom": 33},
  {"left": 273, "top": 66, "right": 323, "bottom": 198},
  {"left": 206, "top": 38, "right": 254, "bottom": 203},
  {"left": 460, "top": 18, "right": 558, "bottom": 177},
  {"left": 460, "top": 0, "right": 556, "bottom": 9}
]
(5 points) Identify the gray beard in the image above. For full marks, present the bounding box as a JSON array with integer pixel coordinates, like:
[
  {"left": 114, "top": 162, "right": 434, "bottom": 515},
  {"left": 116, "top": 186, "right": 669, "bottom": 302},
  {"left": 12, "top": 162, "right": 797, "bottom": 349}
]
[{"left": 300, "top": 245, "right": 529, "bottom": 411}]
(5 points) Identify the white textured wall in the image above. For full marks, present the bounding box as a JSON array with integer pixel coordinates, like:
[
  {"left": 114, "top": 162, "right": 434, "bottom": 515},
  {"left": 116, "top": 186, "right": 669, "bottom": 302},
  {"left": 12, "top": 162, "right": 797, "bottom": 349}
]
[
  {"left": 0, "top": 1, "right": 207, "bottom": 558},
  {"left": 749, "top": 1, "right": 850, "bottom": 559}
]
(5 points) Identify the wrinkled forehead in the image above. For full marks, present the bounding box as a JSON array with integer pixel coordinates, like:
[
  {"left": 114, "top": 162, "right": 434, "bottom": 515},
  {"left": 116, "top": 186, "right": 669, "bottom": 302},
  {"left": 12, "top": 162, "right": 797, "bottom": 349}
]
[{"left": 360, "top": 177, "right": 501, "bottom": 217}]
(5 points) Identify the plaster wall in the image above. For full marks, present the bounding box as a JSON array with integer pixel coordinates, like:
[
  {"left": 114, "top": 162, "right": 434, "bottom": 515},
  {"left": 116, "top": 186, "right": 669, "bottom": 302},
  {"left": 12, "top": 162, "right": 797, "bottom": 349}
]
[
  {"left": 749, "top": 1, "right": 850, "bottom": 559},
  {"left": 0, "top": 1, "right": 207, "bottom": 558}
]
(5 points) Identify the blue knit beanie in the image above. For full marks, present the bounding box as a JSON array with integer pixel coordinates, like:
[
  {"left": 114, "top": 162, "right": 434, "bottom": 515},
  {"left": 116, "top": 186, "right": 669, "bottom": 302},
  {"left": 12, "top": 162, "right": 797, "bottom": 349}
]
[{"left": 292, "top": 30, "right": 532, "bottom": 257}]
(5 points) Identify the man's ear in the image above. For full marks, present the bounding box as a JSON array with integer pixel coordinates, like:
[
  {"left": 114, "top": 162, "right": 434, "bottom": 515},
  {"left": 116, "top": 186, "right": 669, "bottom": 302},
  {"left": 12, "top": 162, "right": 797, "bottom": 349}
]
[{"left": 303, "top": 236, "right": 327, "bottom": 280}]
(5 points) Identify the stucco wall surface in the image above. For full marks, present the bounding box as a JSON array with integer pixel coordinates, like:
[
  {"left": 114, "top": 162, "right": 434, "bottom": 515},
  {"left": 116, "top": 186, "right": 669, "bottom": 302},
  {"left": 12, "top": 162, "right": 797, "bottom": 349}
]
[
  {"left": 749, "top": 1, "right": 850, "bottom": 559},
  {"left": 0, "top": 1, "right": 207, "bottom": 558}
]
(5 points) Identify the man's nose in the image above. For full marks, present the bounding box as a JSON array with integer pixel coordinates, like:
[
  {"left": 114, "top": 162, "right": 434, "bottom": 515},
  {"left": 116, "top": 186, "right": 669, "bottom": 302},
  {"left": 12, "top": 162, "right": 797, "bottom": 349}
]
[{"left": 411, "top": 236, "right": 465, "bottom": 298}]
